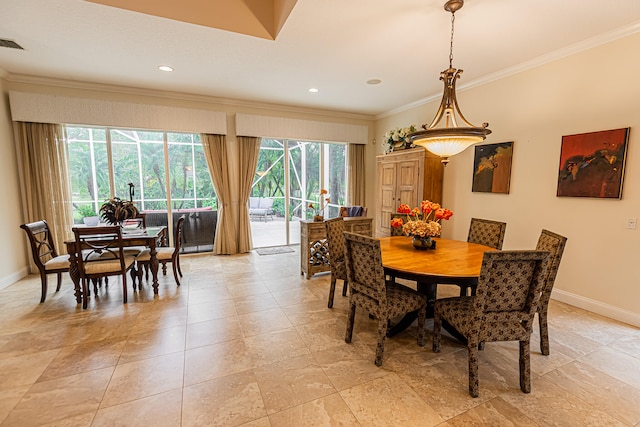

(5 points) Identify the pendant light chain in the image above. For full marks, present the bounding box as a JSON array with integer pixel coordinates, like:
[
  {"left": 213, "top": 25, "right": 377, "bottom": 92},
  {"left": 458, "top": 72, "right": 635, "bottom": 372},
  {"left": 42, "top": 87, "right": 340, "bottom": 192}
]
[{"left": 449, "top": 11, "right": 456, "bottom": 69}]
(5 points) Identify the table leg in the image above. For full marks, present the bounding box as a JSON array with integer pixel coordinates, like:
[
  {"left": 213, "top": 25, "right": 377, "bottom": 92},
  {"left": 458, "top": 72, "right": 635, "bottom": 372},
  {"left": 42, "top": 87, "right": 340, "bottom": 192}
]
[
  {"left": 66, "top": 246, "right": 82, "bottom": 304},
  {"left": 149, "top": 242, "right": 160, "bottom": 294}
]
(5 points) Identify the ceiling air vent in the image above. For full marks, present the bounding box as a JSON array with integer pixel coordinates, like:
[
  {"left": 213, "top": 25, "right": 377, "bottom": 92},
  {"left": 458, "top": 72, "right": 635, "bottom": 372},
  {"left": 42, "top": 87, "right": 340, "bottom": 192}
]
[{"left": 0, "top": 39, "right": 24, "bottom": 50}]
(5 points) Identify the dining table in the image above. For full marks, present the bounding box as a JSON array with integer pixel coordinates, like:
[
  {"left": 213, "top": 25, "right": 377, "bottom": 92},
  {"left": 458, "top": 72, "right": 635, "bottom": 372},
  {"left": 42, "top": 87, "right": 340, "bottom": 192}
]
[
  {"left": 65, "top": 226, "right": 167, "bottom": 305},
  {"left": 378, "top": 236, "right": 495, "bottom": 337}
]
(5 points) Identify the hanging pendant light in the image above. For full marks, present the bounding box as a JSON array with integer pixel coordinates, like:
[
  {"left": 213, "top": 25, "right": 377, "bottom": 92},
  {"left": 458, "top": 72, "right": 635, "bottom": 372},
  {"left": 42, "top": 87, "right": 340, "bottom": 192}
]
[{"left": 408, "top": 0, "right": 491, "bottom": 165}]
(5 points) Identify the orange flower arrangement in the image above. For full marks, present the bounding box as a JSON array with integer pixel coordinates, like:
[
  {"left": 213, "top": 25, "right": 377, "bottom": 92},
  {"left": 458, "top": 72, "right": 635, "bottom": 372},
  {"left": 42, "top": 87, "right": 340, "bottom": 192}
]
[
  {"left": 391, "top": 200, "right": 453, "bottom": 238},
  {"left": 308, "top": 189, "right": 330, "bottom": 216}
]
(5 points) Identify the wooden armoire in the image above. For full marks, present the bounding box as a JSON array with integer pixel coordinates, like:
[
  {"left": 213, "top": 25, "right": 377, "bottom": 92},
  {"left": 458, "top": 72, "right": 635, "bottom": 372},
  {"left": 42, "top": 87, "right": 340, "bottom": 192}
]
[{"left": 375, "top": 147, "right": 444, "bottom": 237}]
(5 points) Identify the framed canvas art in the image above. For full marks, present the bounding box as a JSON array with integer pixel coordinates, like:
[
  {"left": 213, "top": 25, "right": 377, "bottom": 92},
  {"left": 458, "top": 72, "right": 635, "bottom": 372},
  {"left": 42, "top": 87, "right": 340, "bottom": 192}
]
[
  {"left": 472, "top": 142, "right": 513, "bottom": 193},
  {"left": 557, "top": 128, "right": 629, "bottom": 198}
]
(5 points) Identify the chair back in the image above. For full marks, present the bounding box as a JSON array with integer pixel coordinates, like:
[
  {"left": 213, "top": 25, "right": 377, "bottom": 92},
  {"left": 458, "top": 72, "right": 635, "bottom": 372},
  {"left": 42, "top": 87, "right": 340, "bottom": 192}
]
[
  {"left": 135, "top": 212, "right": 147, "bottom": 228},
  {"left": 343, "top": 232, "right": 387, "bottom": 306},
  {"left": 173, "top": 215, "right": 186, "bottom": 255},
  {"left": 473, "top": 250, "right": 549, "bottom": 336},
  {"left": 325, "top": 217, "right": 346, "bottom": 267},
  {"left": 20, "top": 220, "right": 59, "bottom": 270},
  {"left": 72, "top": 226, "right": 127, "bottom": 278},
  {"left": 535, "top": 229, "right": 567, "bottom": 308},
  {"left": 467, "top": 218, "right": 507, "bottom": 249},
  {"left": 339, "top": 206, "right": 367, "bottom": 217}
]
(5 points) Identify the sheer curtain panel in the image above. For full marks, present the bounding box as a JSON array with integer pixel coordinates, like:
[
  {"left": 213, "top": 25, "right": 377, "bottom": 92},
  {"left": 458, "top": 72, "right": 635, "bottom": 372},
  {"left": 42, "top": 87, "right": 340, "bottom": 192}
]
[{"left": 15, "top": 122, "right": 74, "bottom": 264}]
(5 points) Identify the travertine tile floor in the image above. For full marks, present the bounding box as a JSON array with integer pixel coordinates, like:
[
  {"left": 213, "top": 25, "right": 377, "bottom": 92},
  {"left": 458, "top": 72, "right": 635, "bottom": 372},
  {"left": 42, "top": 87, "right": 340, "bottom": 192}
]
[{"left": 1, "top": 247, "right": 639, "bottom": 426}]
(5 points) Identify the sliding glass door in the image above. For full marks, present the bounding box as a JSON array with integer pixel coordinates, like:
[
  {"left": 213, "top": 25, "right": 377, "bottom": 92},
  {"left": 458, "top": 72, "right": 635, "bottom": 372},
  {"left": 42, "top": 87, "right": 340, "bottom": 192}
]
[{"left": 251, "top": 138, "right": 348, "bottom": 247}]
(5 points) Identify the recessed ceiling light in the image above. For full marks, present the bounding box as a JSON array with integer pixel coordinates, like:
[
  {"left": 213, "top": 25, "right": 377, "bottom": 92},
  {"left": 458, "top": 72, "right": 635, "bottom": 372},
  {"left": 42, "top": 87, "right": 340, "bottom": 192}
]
[
  {"left": 308, "top": 88, "right": 319, "bottom": 93},
  {"left": 158, "top": 65, "right": 174, "bottom": 72},
  {"left": 366, "top": 79, "right": 382, "bottom": 85}
]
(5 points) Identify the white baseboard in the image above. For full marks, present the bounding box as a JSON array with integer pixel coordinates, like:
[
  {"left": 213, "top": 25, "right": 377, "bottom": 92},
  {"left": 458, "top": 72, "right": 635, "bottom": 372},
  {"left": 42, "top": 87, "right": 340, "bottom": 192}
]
[
  {"left": 0, "top": 268, "right": 28, "bottom": 292},
  {"left": 552, "top": 289, "right": 640, "bottom": 328}
]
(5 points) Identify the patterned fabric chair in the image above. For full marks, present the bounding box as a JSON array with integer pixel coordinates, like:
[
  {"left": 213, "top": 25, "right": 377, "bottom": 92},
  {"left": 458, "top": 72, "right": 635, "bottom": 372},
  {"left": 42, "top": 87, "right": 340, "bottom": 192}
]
[
  {"left": 433, "top": 250, "right": 550, "bottom": 397},
  {"left": 20, "top": 220, "right": 70, "bottom": 303},
  {"left": 324, "top": 217, "right": 348, "bottom": 308},
  {"left": 535, "top": 229, "right": 568, "bottom": 355},
  {"left": 458, "top": 218, "right": 507, "bottom": 296},
  {"left": 343, "top": 232, "right": 427, "bottom": 366},
  {"left": 467, "top": 218, "right": 507, "bottom": 249}
]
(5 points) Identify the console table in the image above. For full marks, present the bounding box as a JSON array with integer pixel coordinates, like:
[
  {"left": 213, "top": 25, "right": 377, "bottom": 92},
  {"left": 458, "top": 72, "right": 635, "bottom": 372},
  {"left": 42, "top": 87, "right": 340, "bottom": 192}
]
[{"left": 300, "top": 217, "right": 373, "bottom": 279}]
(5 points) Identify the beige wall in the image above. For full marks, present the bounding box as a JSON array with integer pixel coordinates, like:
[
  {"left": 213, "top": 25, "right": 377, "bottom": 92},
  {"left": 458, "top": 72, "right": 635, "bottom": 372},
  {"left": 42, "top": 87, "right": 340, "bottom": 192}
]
[
  {"left": 0, "top": 76, "right": 29, "bottom": 290},
  {"left": 374, "top": 33, "right": 640, "bottom": 326}
]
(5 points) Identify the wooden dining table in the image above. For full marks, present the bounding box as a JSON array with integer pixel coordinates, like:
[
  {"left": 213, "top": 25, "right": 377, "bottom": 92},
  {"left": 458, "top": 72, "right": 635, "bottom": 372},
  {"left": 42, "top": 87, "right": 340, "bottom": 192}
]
[
  {"left": 378, "top": 236, "right": 495, "bottom": 336},
  {"left": 65, "top": 226, "right": 167, "bottom": 304}
]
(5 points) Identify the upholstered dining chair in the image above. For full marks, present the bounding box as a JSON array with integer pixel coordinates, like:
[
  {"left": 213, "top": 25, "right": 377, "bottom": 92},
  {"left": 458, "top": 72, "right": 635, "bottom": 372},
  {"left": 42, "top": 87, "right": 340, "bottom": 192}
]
[
  {"left": 433, "top": 250, "right": 550, "bottom": 397},
  {"left": 136, "top": 215, "right": 185, "bottom": 286},
  {"left": 535, "top": 229, "right": 568, "bottom": 356},
  {"left": 325, "top": 217, "right": 348, "bottom": 308},
  {"left": 72, "top": 225, "right": 137, "bottom": 309},
  {"left": 458, "top": 217, "right": 507, "bottom": 296},
  {"left": 343, "top": 232, "right": 427, "bottom": 366},
  {"left": 20, "top": 220, "right": 70, "bottom": 303}
]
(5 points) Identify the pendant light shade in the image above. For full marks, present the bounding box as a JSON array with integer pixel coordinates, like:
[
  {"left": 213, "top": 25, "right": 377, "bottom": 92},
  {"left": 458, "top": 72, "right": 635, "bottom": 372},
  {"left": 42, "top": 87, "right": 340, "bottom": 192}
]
[{"left": 408, "top": 0, "right": 491, "bottom": 165}]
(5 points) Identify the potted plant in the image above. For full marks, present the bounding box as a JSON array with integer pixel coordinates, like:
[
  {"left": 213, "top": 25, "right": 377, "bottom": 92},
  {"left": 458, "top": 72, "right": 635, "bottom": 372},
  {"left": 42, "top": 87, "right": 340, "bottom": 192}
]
[
  {"left": 99, "top": 197, "right": 139, "bottom": 225},
  {"left": 78, "top": 204, "right": 100, "bottom": 226}
]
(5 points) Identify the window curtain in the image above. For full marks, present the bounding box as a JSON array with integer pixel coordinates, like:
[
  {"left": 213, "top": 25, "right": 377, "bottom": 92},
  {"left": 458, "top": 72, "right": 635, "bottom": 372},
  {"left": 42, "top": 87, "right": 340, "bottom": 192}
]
[
  {"left": 348, "top": 143, "right": 366, "bottom": 206},
  {"left": 201, "top": 133, "right": 237, "bottom": 254},
  {"left": 237, "top": 136, "right": 261, "bottom": 253},
  {"left": 15, "top": 122, "right": 74, "bottom": 262}
]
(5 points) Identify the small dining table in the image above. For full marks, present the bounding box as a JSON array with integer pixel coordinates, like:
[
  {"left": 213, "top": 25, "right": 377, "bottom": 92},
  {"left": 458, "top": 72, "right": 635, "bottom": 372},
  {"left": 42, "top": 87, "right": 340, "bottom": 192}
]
[
  {"left": 378, "top": 236, "right": 495, "bottom": 336},
  {"left": 65, "top": 226, "right": 167, "bottom": 304}
]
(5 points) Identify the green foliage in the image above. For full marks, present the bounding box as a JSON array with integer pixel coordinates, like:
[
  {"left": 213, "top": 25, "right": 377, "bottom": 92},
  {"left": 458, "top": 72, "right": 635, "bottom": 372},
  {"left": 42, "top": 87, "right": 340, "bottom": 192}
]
[{"left": 76, "top": 204, "right": 97, "bottom": 218}]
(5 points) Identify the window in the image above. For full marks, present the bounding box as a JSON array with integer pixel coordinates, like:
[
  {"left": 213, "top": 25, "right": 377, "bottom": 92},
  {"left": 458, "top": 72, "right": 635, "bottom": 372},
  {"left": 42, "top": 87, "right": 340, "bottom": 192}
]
[{"left": 67, "top": 126, "right": 217, "bottom": 252}]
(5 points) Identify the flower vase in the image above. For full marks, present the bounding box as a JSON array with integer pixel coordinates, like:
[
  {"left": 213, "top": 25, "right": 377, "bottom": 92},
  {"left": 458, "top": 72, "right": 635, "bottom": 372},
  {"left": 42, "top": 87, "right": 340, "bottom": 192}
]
[
  {"left": 412, "top": 235, "right": 433, "bottom": 250},
  {"left": 313, "top": 215, "right": 324, "bottom": 222}
]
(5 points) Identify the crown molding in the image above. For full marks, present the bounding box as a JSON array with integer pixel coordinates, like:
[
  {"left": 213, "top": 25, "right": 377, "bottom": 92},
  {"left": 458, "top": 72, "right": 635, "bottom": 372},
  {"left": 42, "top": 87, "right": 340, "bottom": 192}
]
[
  {"left": 377, "top": 20, "right": 640, "bottom": 120},
  {"left": 6, "top": 73, "right": 375, "bottom": 122}
]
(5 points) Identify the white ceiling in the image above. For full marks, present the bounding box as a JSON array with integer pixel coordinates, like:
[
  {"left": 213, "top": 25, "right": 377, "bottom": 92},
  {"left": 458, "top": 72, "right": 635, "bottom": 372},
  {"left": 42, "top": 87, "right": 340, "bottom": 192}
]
[{"left": 1, "top": 0, "right": 640, "bottom": 117}]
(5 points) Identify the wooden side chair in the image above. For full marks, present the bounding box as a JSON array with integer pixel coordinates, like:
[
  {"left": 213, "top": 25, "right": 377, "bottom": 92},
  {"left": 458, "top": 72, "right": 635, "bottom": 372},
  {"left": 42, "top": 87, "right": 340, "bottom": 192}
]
[
  {"left": 458, "top": 217, "right": 507, "bottom": 296},
  {"left": 137, "top": 215, "right": 185, "bottom": 286},
  {"left": 343, "top": 232, "right": 427, "bottom": 366},
  {"left": 535, "top": 229, "right": 568, "bottom": 355},
  {"left": 72, "top": 225, "right": 137, "bottom": 309},
  {"left": 324, "top": 217, "right": 348, "bottom": 308},
  {"left": 20, "top": 220, "right": 70, "bottom": 303},
  {"left": 433, "top": 250, "right": 550, "bottom": 397}
]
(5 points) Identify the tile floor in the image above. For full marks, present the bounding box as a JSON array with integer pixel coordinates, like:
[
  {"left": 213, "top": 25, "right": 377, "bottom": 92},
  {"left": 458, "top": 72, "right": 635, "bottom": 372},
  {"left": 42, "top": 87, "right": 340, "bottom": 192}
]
[{"left": 0, "top": 247, "right": 639, "bottom": 426}]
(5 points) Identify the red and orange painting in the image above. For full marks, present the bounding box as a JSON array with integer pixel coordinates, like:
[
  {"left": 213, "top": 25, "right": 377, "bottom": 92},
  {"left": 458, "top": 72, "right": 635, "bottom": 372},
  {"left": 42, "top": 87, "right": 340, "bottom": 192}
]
[{"left": 557, "top": 128, "right": 629, "bottom": 199}]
